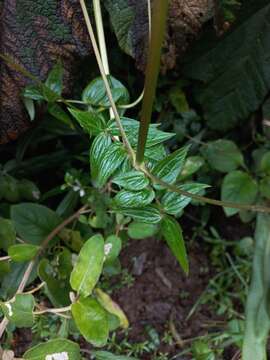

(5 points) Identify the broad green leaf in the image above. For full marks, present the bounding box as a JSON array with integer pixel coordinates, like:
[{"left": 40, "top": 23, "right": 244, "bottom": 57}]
[
  {"left": 45, "top": 62, "right": 63, "bottom": 96},
  {"left": 202, "top": 140, "right": 244, "bottom": 173},
  {"left": 70, "top": 234, "right": 104, "bottom": 297},
  {"left": 152, "top": 147, "right": 189, "bottom": 189},
  {"left": 0, "top": 218, "right": 16, "bottom": 251},
  {"left": 11, "top": 203, "right": 62, "bottom": 245},
  {"left": 260, "top": 151, "right": 270, "bottom": 175},
  {"left": 127, "top": 222, "right": 158, "bottom": 239},
  {"left": 161, "top": 216, "right": 188, "bottom": 274},
  {"left": 95, "top": 143, "right": 127, "bottom": 188},
  {"left": 68, "top": 108, "right": 106, "bottom": 135},
  {"left": 161, "top": 183, "right": 209, "bottom": 216},
  {"left": 103, "top": 258, "right": 122, "bottom": 277},
  {"left": 108, "top": 117, "right": 174, "bottom": 148},
  {"left": 104, "top": 235, "right": 122, "bottom": 262},
  {"left": 93, "top": 351, "right": 138, "bottom": 360},
  {"left": 38, "top": 259, "right": 71, "bottom": 307},
  {"left": 95, "top": 288, "right": 129, "bottom": 329},
  {"left": 1, "top": 294, "right": 35, "bottom": 328},
  {"left": 221, "top": 171, "right": 258, "bottom": 216},
  {"left": 112, "top": 170, "right": 149, "bottom": 190},
  {"left": 48, "top": 103, "right": 71, "bottom": 125},
  {"left": 90, "top": 134, "right": 112, "bottom": 185},
  {"left": 82, "top": 76, "right": 129, "bottom": 107},
  {"left": 0, "top": 175, "right": 20, "bottom": 202},
  {"left": 71, "top": 297, "right": 109, "bottom": 347},
  {"left": 8, "top": 244, "right": 39, "bottom": 262},
  {"left": 23, "top": 339, "right": 81, "bottom": 360},
  {"left": 144, "top": 144, "right": 167, "bottom": 162},
  {"left": 183, "top": 3, "right": 270, "bottom": 131},
  {"left": 178, "top": 156, "right": 205, "bottom": 180},
  {"left": 115, "top": 205, "right": 162, "bottom": 224},
  {"left": 114, "top": 188, "right": 155, "bottom": 208},
  {"left": 260, "top": 177, "right": 270, "bottom": 200}
]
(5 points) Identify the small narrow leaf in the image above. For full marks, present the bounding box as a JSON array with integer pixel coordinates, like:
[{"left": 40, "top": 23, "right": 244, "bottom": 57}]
[
  {"left": 70, "top": 234, "right": 104, "bottom": 297},
  {"left": 114, "top": 188, "right": 155, "bottom": 208},
  {"left": 115, "top": 206, "right": 162, "bottom": 224},
  {"left": 112, "top": 170, "right": 149, "bottom": 190},
  {"left": 161, "top": 215, "right": 188, "bottom": 274},
  {"left": 8, "top": 244, "right": 39, "bottom": 262},
  {"left": 68, "top": 108, "right": 106, "bottom": 135},
  {"left": 23, "top": 339, "right": 81, "bottom": 360},
  {"left": 152, "top": 147, "right": 189, "bottom": 189},
  {"left": 71, "top": 297, "right": 109, "bottom": 347},
  {"left": 45, "top": 62, "right": 63, "bottom": 96},
  {"left": 161, "top": 183, "right": 209, "bottom": 216},
  {"left": 1, "top": 294, "right": 35, "bottom": 328},
  {"left": 95, "top": 288, "right": 129, "bottom": 329}
]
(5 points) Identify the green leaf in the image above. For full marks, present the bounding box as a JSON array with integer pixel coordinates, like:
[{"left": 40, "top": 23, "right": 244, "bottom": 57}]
[
  {"left": 0, "top": 174, "right": 20, "bottom": 202},
  {"left": 11, "top": 203, "right": 62, "bottom": 245},
  {"left": 23, "top": 85, "right": 44, "bottom": 101},
  {"left": 0, "top": 218, "right": 16, "bottom": 251},
  {"left": 23, "top": 339, "right": 81, "bottom": 360},
  {"left": 108, "top": 118, "right": 174, "bottom": 148},
  {"left": 38, "top": 259, "right": 71, "bottom": 307},
  {"left": 48, "top": 103, "right": 71, "bottom": 125},
  {"left": 70, "top": 234, "right": 104, "bottom": 297},
  {"left": 169, "top": 87, "right": 189, "bottom": 113},
  {"left": 82, "top": 76, "right": 129, "bottom": 107},
  {"left": 260, "top": 177, "right": 270, "bottom": 200},
  {"left": 152, "top": 147, "right": 189, "bottom": 189},
  {"left": 93, "top": 351, "right": 138, "bottom": 360},
  {"left": 90, "top": 133, "right": 112, "bottom": 185},
  {"left": 115, "top": 205, "right": 162, "bottom": 224},
  {"left": 161, "top": 183, "right": 209, "bottom": 216},
  {"left": 18, "top": 179, "right": 40, "bottom": 201},
  {"left": 8, "top": 244, "right": 39, "bottom": 262},
  {"left": 93, "top": 142, "right": 127, "bottom": 188},
  {"left": 114, "top": 188, "right": 155, "bottom": 208},
  {"left": 23, "top": 98, "right": 35, "bottom": 121},
  {"left": 71, "top": 297, "right": 109, "bottom": 347},
  {"left": 95, "top": 288, "right": 129, "bottom": 329},
  {"left": 112, "top": 170, "right": 149, "bottom": 190},
  {"left": 202, "top": 140, "right": 244, "bottom": 173},
  {"left": 178, "top": 156, "right": 205, "bottom": 180},
  {"left": 260, "top": 151, "right": 270, "bottom": 175},
  {"left": 161, "top": 216, "right": 188, "bottom": 274},
  {"left": 45, "top": 62, "right": 63, "bottom": 96},
  {"left": 144, "top": 144, "right": 167, "bottom": 162},
  {"left": 127, "top": 222, "right": 158, "bottom": 239},
  {"left": 104, "top": 235, "right": 122, "bottom": 262},
  {"left": 221, "top": 171, "right": 258, "bottom": 216},
  {"left": 1, "top": 294, "right": 35, "bottom": 328},
  {"left": 68, "top": 108, "right": 106, "bottom": 135},
  {"left": 183, "top": 3, "right": 270, "bottom": 131}
]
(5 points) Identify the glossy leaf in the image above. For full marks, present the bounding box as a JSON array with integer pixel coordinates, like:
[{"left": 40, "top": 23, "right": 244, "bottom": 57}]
[
  {"left": 18, "top": 179, "right": 40, "bottom": 201},
  {"left": 203, "top": 140, "right": 244, "bottom": 173},
  {"left": 114, "top": 188, "right": 155, "bottom": 208},
  {"left": 8, "top": 244, "right": 39, "bottom": 262},
  {"left": 68, "top": 108, "right": 106, "bottom": 135},
  {"left": 23, "top": 85, "right": 44, "bottom": 101},
  {"left": 112, "top": 170, "right": 149, "bottom": 190},
  {"left": 128, "top": 222, "right": 158, "bottom": 239},
  {"left": 178, "top": 156, "right": 205, "bottom": 180},
  {"left": 48, "top": 103, "right": 71, "bottom": 125},
  {"left": 161, "top": 183, "right": 209, "bottom": 216},
  {"left": 93, "top": 351, "right": 138, "bottom": 360},
  {"left": 0, "top": 218, "right": 16, "bottom": 251},
  {"left": 82, "top": 76, "right": 129, "bottom": 107},
  {"left": 104, "top": 235, "right": 122, "bottom": 262},
  {"left": 70, "top": 234, "right": 104, "bottom": 297},
  {"left": 71, "top": 297, "right": 109, "bottom": 347},
  {"left": 1, "top": 294, "right": 35, "bottom": 328},
  {"left": 152, "top": 147, "right": 189, "bottom": 189},
  {"left": 115, "top": 205, "right": 162, "bottom": 224},
  {"left": 95, "top": 288, "right": 129, "bottom": 329},
  {"left": 23, "top": 339, "right": 81, "bottom": 360},
  {"left": 45, "top": 62, "right": 63, "bottom": 96},
  {"left": 161, "top": 215, "right": 188, "bottom": 274},
  {"left": 221, "top": 171, "right": 258, "bottom": 216},
  {"left": 11, "top": 203, "right": 62, "bottom": 245}
]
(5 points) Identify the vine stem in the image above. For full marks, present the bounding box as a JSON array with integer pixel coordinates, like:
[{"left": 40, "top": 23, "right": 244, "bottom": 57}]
[
  {"left": 79, "top": 0, "right": 136, "bottom": 164},
  {"left": 136, "top": 0, "right": 169, "bottom": 164},
  {"left": 0, "top": 205, "right": 88, "bottom": 339}
]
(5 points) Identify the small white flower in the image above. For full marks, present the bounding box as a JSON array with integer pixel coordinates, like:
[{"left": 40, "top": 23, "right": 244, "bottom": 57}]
[
  {"left": 104, "top": 243, "right": 113, "bottom": 256},
  {"left": 79, "top": 189, "right": 85, "bottom": 197}
]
